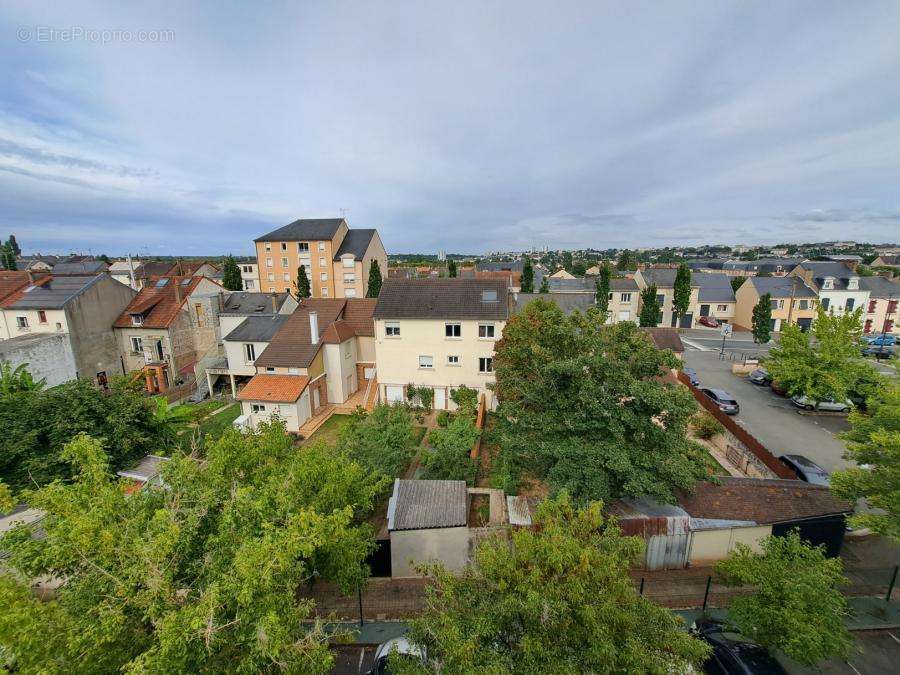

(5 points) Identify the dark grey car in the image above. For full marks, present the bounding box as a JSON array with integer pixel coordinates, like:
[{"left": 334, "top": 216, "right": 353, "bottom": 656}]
[
  {"left": 700, "top": 388, "right": 739, "bottom": 415},
  {"left": 747, "top": 368, "right": 771, "bottom": 386},
  {"left": 778, "top": 454, "right": 830, "bottom": 486}
]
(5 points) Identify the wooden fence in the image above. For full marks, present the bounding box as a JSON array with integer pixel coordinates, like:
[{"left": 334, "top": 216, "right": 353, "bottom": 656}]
[{"left": 676, "top": 371, "right": 797, "bottom": 480}]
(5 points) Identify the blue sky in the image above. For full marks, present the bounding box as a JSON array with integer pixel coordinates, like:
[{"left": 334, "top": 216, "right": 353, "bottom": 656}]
[{"left": 1, "top": 1, "right": 899, "bottom": 256}]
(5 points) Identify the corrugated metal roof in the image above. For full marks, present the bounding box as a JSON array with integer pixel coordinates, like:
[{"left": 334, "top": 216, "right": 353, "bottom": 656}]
[
  {"left": 388, "top": 479, "right": 468, "bottom": 531},
  {"left": 506, "top": 495, "right": 532, "bottom": 526}
]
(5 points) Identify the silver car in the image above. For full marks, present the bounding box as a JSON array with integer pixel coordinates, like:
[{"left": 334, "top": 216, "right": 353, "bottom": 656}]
[{"left": 790, "top": 395, "right": 851, "bottom": 412}]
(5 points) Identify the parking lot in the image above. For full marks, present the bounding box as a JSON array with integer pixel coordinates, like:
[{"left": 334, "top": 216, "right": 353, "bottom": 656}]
[
  {"left": 786, "top": 629, "right": 900, "bottom": 674},
  {"left": 682, "top": 340, "right": 852, "bottom": 473}
]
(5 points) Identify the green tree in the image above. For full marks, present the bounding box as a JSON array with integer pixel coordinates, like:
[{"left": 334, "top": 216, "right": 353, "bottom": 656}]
[
  {"left": 617, "top": 249, "right": 634, "bottom": 271},
  {"left": 562, "top": 250, "right": 573, "bottom": 273},
  {"left": 765, "top": 306, "right": 874, "bottom": 402},
  {"left": 295, "top": 263, "right": 311, "bottom": 299},
  {"left": 422, "top": 415, "right": 479, "bottom": 483},
  {"left": 220, "top": 254, "right": 242, "bottom": 290},
  {"left": 1, "top": 244, "right": 16, "bottom": 270},
  {"left": 0, "top": 363, "right": 45, "bottom": 395},
  {"left": 0, "top": 426, "right": 386, "bottom": 673},
  {"left": 520, "top": 257, "right": 534, "bottom": 293},
  {"left": 638, "top": 284, "right": 662, "bottom": 327},
  {"left": 0, "top": 377, "right": 161, "bottom": 491},
  {"left": 595, "top": 263, "right": 611, "bottom": 318},
  {"left": 366, "top": 259, "right": 383, "bottom": 297},
  {"left": 447, "top": 259, "right": 457, "bottom": 278},
  {"left": 450, "top": 385, "right": 479, "bottom": 415},
  {"left": 338, "top": 403, "right": 418, "bottom": 479},
  {"left": 150, "top": 396, "right": 194, "bottom": 448},
  {"left": 538, "top": 276, "right": 549, "bottom": 293},
  {"left": 832, "top": 383, "right": 899, "bottom": 539},
  {"left": 6, "top": 234, "right": 21, "bottom": 257},
  {"left": 492, "top": 300, "right": 710, "bottom": 503},
  {"left": 572, "top": 260, "right": 586, "bottom": 276},
  {"left": 672, "top": 264, "right": 692, "bottom": 324},
  {"left": 715, "top": 532, "right": 852, "bottom": 667},
  {"left": 730, "top": 276, "right": 746, "bottom": 292},
  {"left": 751, "top": 293, "right": 772, "bottom": 343},
  {"left": 397, "top": 495, "right": 710, "bottom": 673}
]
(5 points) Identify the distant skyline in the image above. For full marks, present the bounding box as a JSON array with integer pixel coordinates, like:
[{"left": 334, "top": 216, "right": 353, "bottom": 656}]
[{"left": 2, "top": 2, "right": 899, "bottom": 255}]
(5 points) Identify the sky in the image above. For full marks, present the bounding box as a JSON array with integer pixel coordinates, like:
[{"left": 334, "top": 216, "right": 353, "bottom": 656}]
[{"left": 1, "top": 1, "right": 899, "bottom": 256}]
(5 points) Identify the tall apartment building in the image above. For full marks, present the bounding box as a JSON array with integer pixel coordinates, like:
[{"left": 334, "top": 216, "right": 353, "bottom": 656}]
[{"left": 253, "top": 218, "right": 388, "bottom": 299}]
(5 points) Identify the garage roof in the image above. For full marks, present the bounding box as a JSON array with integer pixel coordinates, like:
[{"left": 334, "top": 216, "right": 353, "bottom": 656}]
[{"left": 387, "top": 479, "right": 468, "bottom": 531}]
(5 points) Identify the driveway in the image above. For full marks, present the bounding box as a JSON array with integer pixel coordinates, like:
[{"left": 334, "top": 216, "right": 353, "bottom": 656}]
[
  {"left": 682, "top": 349, "right": 851, "bottom": 473},
  {"left": 785, "top": 629, "right": 900, "bottom": 675}
]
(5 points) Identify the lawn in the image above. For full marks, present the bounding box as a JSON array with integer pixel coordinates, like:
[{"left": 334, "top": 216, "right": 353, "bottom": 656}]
[
  {"left": 171, "top": 399, "right": 225, "bottom": 423},
  {"left": 180, "top": 403, "right": 241, "bottom": 449},
  {"left": 304, "top": 413, "right": 354, "bottom": 445}
]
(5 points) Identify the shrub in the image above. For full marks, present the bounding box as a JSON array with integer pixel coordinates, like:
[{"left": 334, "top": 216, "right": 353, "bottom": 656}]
[
  {"left": 450, "top": 385, "right": 479, "bottom": 415},
  {"left": 423, "top": 415, "right": 480, "bottom": 484},
  {"left": 337, "top": 404, "right": 418, "bottom": 479},
  {"left": 692, "top": 411, "right": 724, "bottom": 440},
  {"left": 436, "top": 410, "right": 451, "bottom": 427}
]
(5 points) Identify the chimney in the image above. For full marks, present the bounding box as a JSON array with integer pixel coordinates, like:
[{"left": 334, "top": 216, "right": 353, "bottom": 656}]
[
  {"left": 174, "top": 279, "right": 182, "bottom": 305},
  {"left": 271, "top": 290, "right": 278, "bottom": 313},
  {"left": 218, "top": 291, "right": 225, "bottom": 312},
  {"left": 309, "top": 311, "right": 319, "bottom": 344},
  {"left": 26, "top": 269, "right": 35, "bottom": 283}
]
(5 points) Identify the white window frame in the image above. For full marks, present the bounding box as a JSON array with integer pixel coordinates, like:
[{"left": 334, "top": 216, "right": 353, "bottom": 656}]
[
  {"left": 320, "top": 272, "right": 328, "bottom": 282},
  {"left": 264, "top": 243, "right": 272, "bottom": 252},
  {"left": 281, "top": 257, "right": 289, "bottom": 268},
  {"left": 478, "top": 323, "right": 496, "bottom": 339},
  {"left": 342, "top": 258, "right": 355, "bottom": 268},
  {"left": 243, "top": 343, "right": 256, "bottom": 363},
  {"left": 265, "top": 257, "right": 273, "bottom": 267},
  {"left": 385, "top": 321, "right": 400, "bottom": 337},
  {"left": 318, "top": 242, "right": 326, "bottom": 251},
  {"left": 130, "top": 337, "right": 143, "bottom": 354},
  {"left": 344, "top": 288, "right": 357, "bottom": 297},
  {"left": 283, "top": 273, "right": 290, "bottom": 282},
  {"left": 445, "top": 322, "right": 462, "bottom": 338},
  {"left": 343, "top": 273, "right": 356, "bottom": 283},
  {"left": 321, "top": 287, "right": 329, "bottom": 296},
  {"left": 38, "top": 310, "right": 47, "bottom": 323},
  {"left": 251, "top": 403, "right": 266, "bottom": 413},
  {"left": 418, "top": 355, "right": 434, "bottom": 369},
  {"left": 620, "top": 293, "right": 632, "bottom": 303},
  {"left": 130, "top": 314, "right": 143, "bottom": 326},
  {"left": 298, "top": 242, "right": 309, "bottom": 253},
  {"left": 717, "top": 304, "right": 727, "bottom": 312},
  {"left": 478, "top": 357, "right": 493, "bottom": 373},
  {"left": 268, "top": 273, "right": 275, "bottom": 282},
  {"left": 447, "top": 355, "right": 460, "bottom": 366}
]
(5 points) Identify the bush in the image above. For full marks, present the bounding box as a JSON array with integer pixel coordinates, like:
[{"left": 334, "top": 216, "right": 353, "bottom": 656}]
[
  {"left": 450, "top": 385, "right": 479, "bottom": 416},
  {"left": 337, "top": 404, "right": 418, "bottom": 479},
  {"left": 423, "top": 415, "right": 480, "bottom": 484},
  {"left": 436, "top": 410, "right": 452, "bottom": 427},
  {"left": 691, "top": 411, "right": 724, "bottom": 440}
]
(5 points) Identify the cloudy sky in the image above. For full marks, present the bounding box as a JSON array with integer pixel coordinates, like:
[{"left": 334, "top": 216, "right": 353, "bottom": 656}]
[{"left": 2, "top": 2, "right": 899, "bottom": 256}]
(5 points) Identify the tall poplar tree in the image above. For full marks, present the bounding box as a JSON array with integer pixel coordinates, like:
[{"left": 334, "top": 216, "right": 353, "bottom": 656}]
[
  {"left": 220, "top": 255, "right": 242, "bottom": 291},
  {"left": 596, "top": 263, "right": 611, "bottom": 318},
  {"left": 639, "top": 284, "right": 662, "bottom": 327},
  {"left": 752, "top": 293, "right": 772, "bottom": 343},
  {"left": 520, "top": 257, "right": 534, "bottom": 293},
  {"left": 295, "top": 264, "right": 311, "bottom": 299},
  {"left": 366, "top": 259, "right": 383, "bottom": 297},
  {"left": 672, "top": 264, "right": 692, "bottom": 326}
]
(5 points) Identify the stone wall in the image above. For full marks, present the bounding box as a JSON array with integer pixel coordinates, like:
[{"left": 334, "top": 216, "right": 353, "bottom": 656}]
[{"left": 0, "top": 333, "right": 77, "bottom": 387}]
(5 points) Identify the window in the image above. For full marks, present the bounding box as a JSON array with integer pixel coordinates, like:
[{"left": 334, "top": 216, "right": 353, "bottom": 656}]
[
  {"left": 251, "top": 403, "right": 266, "bottom": 413},
  {"left": 481, "top": 290, "right": 498, "bottom": 302},
  {"left": 608, "top": 292, "right": 613, "bottom": 300},
  {"left": 38, "top": 310, "right": 47, "bottom": 323},
  {"left": 418, "top": 355, "right": 433, "bottom": 369},
  {"left": 717, "top": 304, "right": 727, "bottom": 312},
  {"left": 319, "top": 257, "right": 326, "bottom": 267},
  {"left": 130, "top": 314, "right": 143, "bottom": 326},
  {"left": 194, "top": 303, "right": 203, "bottom": 322},
  {"left": 864, "top": 319, "right": 873, "bottom": 333},
  {"left": 479, "top": 357, "right": 493, "bottom": 373},
  {"left": 445, "top": 323, "right": 461, "bottom": 338},
  {"left": 243, "top": 265, "right": 252, "bottom": 273},
  {"left": 269, "top": 286, "right": 275, "bottom": 292},
  {"left": 264, "top": 243, "right": 271, "bottom": 251},
  {"left": 618, "top": 310, "right": 630, "bottom": 321},
  {"left": 321, "top": 287, "right": 329, "bottom": 296},
  {"left": 288, "top": 367, "right": 300, "bottom": 374},
  {"left": 344, "top": 288, "right": 357, "bottom": 297},
  {"left": 243, "top": 343, "right": 256, "bottom": 362},
  {"left": 320, "top": 272, "right": 328, "bottom": 281},
  {"left": 343, "top": 273, "right": 356, "bottom": 283},
  {"left": 821, "top": 298, "right": 830, "bottom": 311},
  {"left": 267, "top": 273, "right": 275, "bottom": 282},
  {"left": 130, "top": 337, "right": 143, "bottom": 354},
  {"left": 318, "top": 242, "right": 326, "bottom": 251},
  {"left": 55, "top": 322, "right": 62, "bottom": 331},
  {"left": 620, "top": 293, "right": 632, "bottom": 303},
  {"left": 342, "top": 258, "right": 355, "bottom": 268},
  {"left": 478, "top": 323, "right": 495, "bottom": 338},
  {"left": 283, "top": 273, "right": 290, "bottom": 281},
  {"left": 265, "top": 367, "right": 275, "bottom": 373},
  {"left": 298, "top": 242, "right": 309, "bottom": 253},
  {"left": 265, "top": 257, "right": 273, "bottom": 267},
  {"left": 447, "top": 355, "right": 460, "bottom": 365},
  {"left": 281, "top": 257, "right": 288, "bottom": 268},
  {"left": 385, "top": 321, "right": 400, "bottom": 337},
  {"left": 280, "top": 242, "right": 287, "bottom": 251},
  {"left": 845, "top": 298, "right": 855, "bottom": 312},
  {"left": 656, "top": 294, "right": 665, "bottom": 306},
  {"left": 799, "top": 300, "right": 809, "bottom": 310}
]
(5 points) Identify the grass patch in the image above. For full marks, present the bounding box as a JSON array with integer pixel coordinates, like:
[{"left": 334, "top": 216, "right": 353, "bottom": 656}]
[
  {"left": 305, "top": 413, "right": 353, "bottom": 445},
  {"left": 412, "top": 426, "right": 427, "bottom": 445},
  {"left": 172, "top": 399, "right": 225, "bottom": 423},
  {"left": 180, "top": 403, "right": 241, "bottom": 449}
]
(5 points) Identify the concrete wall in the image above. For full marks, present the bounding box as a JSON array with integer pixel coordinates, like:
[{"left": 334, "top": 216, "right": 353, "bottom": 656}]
[
  {"left": 224, "top": 339, "right": 270, "bottom": 376},
  {"left": 390, "top": 526, "right": 471, "bottom": 578},
  {"left": 324, "top": 339, "right": 359, "bottom": 403},
  {"left": 688, "top": 525, "right": 770, "bottom": 567},
  {"left": 0, "top": 333, "right": 76, "bottom": 387},
  {"left": 65, "top": 275, "right": 136, "bottom": 384}
]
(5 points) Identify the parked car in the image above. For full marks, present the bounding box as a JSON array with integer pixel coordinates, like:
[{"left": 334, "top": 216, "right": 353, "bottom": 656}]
[
  {"left": 698, "top": 316, "right": 720, "bottom": 328},
  {"left": 778, "top": 454, "right": 830, "bottom": 486},
  {"left": 691, "top": 619, "right": 787, "bottom": 674},
  {"left": 700, "top": 388, "right": 740, "bottom": 415},
  {"left": 861, "top": 344, "right": 895, "bottom": 359},
  {"left": 790, "top": 395, "right": 851, "bottom": 413},
  {"left": 367, "top": 637, "right": 424, "bottom": 674},
  {"left": 747, "top": 368, "right": 771, "bottom": 386},
  {"left": 683, "top": 367, "right": 700, "bottom": 386},
  {"left": 863, "top": 333, "right": 896, "bottom": 346}
]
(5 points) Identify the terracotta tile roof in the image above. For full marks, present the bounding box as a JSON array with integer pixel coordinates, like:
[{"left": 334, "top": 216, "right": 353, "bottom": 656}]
[
  {"left": 675, "top": 477, "right": 851, "bottom": 524},
  {"left": 236, "top": 374, "right": 309, "bottom": 402},
  {"left": 136, "top": 261, "right": 175, "bottom": 279},
  {"left": 114, "top": 276, "right": 212, "bottom": 329},
  {"left": 321, "top": 319, "right": 358, "bottom": 344},
  {"left": 0, "top": 272, "right": 47, "bottom": 307},
  {"left": 641, "top": 327, "right": 685, "bottom": 353},
  {"left": 166, "top": 260, "right": 218, "bottom": 276},
  {"left": 342, "top": 298, "right": 376, "bottom": 336}
]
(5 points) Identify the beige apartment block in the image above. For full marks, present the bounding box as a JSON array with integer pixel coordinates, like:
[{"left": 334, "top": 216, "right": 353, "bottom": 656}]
[{"left": 734, "top": 276, "right": 818, "bottom": 332}]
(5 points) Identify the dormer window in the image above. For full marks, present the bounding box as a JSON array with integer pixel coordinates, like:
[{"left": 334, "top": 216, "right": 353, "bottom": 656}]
[
  {"left": 822, "top": 277, "right": 834, "bottom": 290},
  {"left": 847, "top": 277, "right": 859, "bottom": 290},
  {"left": 154, "top": 278, "right": 169, "bottom": 287},
  {"left": 342, "top": 257, "right": 355, "bottom": 269},
  {"left": 130, "top": 313, "right": 144, "bottom": 326}
]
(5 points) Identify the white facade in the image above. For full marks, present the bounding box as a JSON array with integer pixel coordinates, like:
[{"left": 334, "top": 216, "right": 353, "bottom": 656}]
[
  {"left": 0, "top": 307, "right": 67, "bottom": 340},
  {"left": 324, "top": 340, "right": 359, "bottom": 404},
  {"left": 239, "top": 389, "right": 312, "bottom": 432},
  {"left": 374, "top": 317, "right": 503, "bottom": 409},
  {"left": 240, "top": 262, "right": 258, "bottom": 291}
]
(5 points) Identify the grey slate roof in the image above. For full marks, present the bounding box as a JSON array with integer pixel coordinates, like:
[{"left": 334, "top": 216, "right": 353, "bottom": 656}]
[
  {"left": 859, "top": 276, "right": 900, "bottom": 299},
  {"left": 749, "top": 276, "right": 816, "bottom": 298},
  {"left": 6, "top": 275, "right": 102, "bottom": 309},
  {"left": 548, "top": 277, "right": 596, "bottom": 293},
  {"left": 116, "top": 455, "right": 169, "bottom": 482},
  {"left": 610, "top": 278, "right": 639, "bottom": 291},
  {"left": 223, "top": 314, "right": 289, "bottom": 342},
  {"left": 333, "top": 229, "right": 376, "bottom": 260},
  {"left": 374, "top": 278, "right": 509, "bottom": 320},
  {"left": 799, "top": 261, "right": 859, "bottom": 291},
  {"left": 221, "top": 291, "right": 292, "bottom": 315},
  {"left": 254, "top": 218, "right": 345, "bottom": 242},
  {"left": 693, "top": 273, "right": 735, "bottom": 302},
  {"left": 514, "top": 292, "right": 595, "bottom": 315},
  {"left": 639, "top": 268, "right": 692, "bottom": 289},
  {"left": 388, "top": 479, "right": 468, "bottom": 531},
  {"left": 50, "top": 261, "right": 108, "bottom": 275},
  {"left": 722, "top": 258, "right": 802, "bottom": 274}
]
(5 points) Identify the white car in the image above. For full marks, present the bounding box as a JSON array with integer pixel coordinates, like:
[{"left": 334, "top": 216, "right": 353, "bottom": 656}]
[
  {"left": 790, "top": 395, "right": 851, "bottom": 412},
  {"left": 368, "top": 636, "right": 424, "bottom": 674}
]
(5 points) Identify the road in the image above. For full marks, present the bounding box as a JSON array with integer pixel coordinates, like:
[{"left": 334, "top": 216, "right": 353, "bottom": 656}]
[
  {"left": 682, "top": 348, "right": 851, "bottom": 473},
  {"left": 786, "top": 629, "right": 900, "bottom": 675}
]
